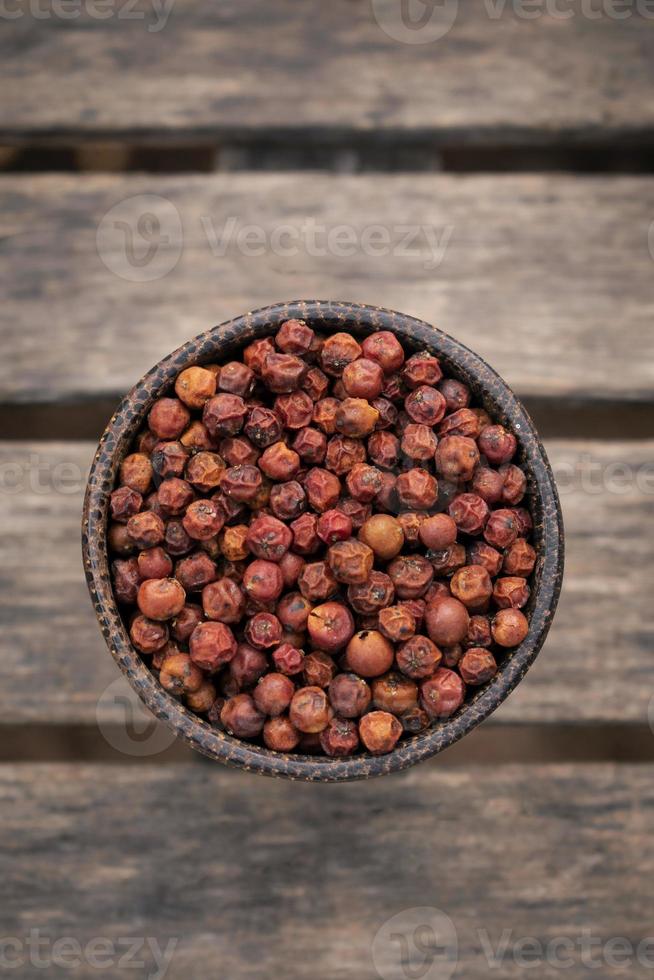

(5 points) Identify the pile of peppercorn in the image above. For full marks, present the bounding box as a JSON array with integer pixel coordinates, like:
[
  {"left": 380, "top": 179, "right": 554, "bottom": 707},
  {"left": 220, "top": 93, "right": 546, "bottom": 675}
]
[{"left": 109, "top": 320, "right": 536, "bottom": 758}]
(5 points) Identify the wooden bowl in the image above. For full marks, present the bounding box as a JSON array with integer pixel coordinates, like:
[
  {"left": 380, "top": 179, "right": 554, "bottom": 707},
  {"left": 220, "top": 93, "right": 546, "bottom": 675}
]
[{"left": 82, "top": 301, "right": 564, "bottom": 781}]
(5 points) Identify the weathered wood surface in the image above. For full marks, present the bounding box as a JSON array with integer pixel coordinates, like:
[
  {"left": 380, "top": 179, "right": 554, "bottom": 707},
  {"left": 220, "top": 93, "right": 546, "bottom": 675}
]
[
  {"left": 1, "top": 763, "right": 653, "bottom": 978},
  {"left": 1, "top": 173, "right": 653, "bottom": 403},
  {"left": 1, "top": 440, "right": 652, "bottom": 726},
  {"left": 2, "top": 0, "right": 653, "bottom": 140}
]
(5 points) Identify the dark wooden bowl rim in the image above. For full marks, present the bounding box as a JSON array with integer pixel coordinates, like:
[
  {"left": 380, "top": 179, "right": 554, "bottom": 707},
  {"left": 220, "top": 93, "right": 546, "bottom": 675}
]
[{"left": 82, "top": 301, "right": 564, "bottom": 782}]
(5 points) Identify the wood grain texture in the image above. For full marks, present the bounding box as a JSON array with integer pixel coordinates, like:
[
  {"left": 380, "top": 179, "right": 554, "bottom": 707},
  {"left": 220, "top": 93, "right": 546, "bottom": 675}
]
[
  {"left": 1, "top": 172, "right": 654, "bottom": 403},
  {"left": 1, "top": 763, "right": 653, "bottom": 978},
  {"left": 1, "top": 440, "right": 652, "bottom": 727},
  {"left": 1, "top": 0, "right": 653, "bottom": 139}
]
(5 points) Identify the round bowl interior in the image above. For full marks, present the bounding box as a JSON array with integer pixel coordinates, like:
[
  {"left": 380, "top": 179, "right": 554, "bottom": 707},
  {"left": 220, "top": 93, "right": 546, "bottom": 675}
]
[{"left": 82, "top": 300, "right": 564, "bottom": 782}]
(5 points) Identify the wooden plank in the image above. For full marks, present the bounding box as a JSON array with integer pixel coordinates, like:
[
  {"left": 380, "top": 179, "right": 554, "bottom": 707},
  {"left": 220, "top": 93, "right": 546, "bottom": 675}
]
[
  {"left": 1, "top": 0, "right": 653, "bottom": 139},
  {"left": 1, "top": 440, "right": 652, "bottom": 727},
  {"left": 1, "top": 762, "right": 653, "bottom": 979},
  {"left": 1, "top": 172, "right": 653, "bottom": 403}
]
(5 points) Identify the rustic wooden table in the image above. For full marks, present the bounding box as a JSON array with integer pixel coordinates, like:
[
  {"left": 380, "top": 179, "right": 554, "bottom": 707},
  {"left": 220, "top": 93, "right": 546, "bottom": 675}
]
[{"left": 1, "top": 2, "right": 654, "bottom": 977}]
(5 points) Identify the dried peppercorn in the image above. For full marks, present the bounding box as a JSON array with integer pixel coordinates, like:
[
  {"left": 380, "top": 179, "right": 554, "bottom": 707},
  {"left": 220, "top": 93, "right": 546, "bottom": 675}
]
[
  {"left": 303, "top": 366, "right": 330, "bottom": 402},
  {"left": 348, "top": 571, "right": 395, "bottom": 616},
  {"left": 396, "top": 469, "right": 438, "bottom": 510},
  {"left": 467, "top": 541, "right": 503, "bottom": 578},
  {"left": 244, "top": 406, "right": 282, "bottom": 449},
  {"left": 429, "top": 543, "right": 466, "bottom": 578},
  {"left": 448, "top": 493, "right": 489, "bottom": 536},
  {"left": 312, "top": 397, "right": 340, "bottom": 434},
  {"left": 278, "top": 551, "right": 305, "bottom": 589},
  {"left": 499, "top": 463, "right": 527, "bottom": 505},
  {"left": 357, "top": 514, "right": 404, "bottom": 561},
  {"left": 298, "top": 561, "right": 338, "bottom": 603},
  {"left": 325, "top": 435, "right": 366, "bottom": 476},
  {"left": 378, "top": 605, "right": 416, "bottom": 643},
  {"left": 320, "top": 333, "right": 362, "bottom": 376},
  {"left": 258, "top": 441, "right": 301, "bottom": 481},
  {"left": 159, "top": 653, "right": 204, "bottom": 696},
  {"left": 420, "top": 668, "right": 465, "bottom": 719},
  {"left": 175, "top": 552, "right": 217, "bottom": 592},
  {"left": 157, "top": 477, "right": 194, "bottom": 517},
  {"left": 113, "top": 557, "right": 142, "bottom": 604},
  {"left": 243, "top": 560, "right": 284, "bottom": 604},
  {"left": 218, "top": 361, "right": 255, "bottom": 398},
  {"left": 149, "top": 398, "right": 191, "bottom": 440},
  {"left": 359, "top": 711, "right": 402, "bottom": 755},
  {"left": 450, "top": 564, "right": 492, "bottom": 610},
  {"left": 466, "top": 615, "right": 492, "bottom": 649},
  {"left": 137, "top": 578, "right": 186, "bottom": 621},
  {"left": 400, "top": 706, "right": 431, "bottom": 734},
  {"left": 371, "top": 397, "right": 399, "bottom": 431},
  {"left": 164, "top": 520, "right": 194, "bottom": 557},
  {"left": 387, "top": 555, "right": 434, "bottom": 599},
  {"left": 182, "top": 500, "right": 225, "bottom": 541},
  {"left": 270, "top": 481, "right": 306, "bottom": 522},
  {"left": 372, "top": 672, "right": 418, "bottom": 715},
  {"left": 202, "top": 577, "right": 246, "bottom": 623},
  {"left": 254, "top": 673, "right": 295, "bottom": 716},
  {"left": 264, "top": 715, "right": 301, "bottom": 751},
  {"left": 262, "top": 353, "right": 307, "bottom": 393},
  {"left": 346, "top": 630, "right": 394, "bottom": 678},
  {"left": 170, "top": 603, "right": 204, "bottom": 643},
  {"left": 185, "top": 452, "right": 225, "bottom": 493},
  {"left": 220, "top": 524, "right": 250, "bottom": 562},
  {"left": 437, "top": 378, "right": 470, "bottom": 412},
  {"left": 320, "top": 717, "right": 360, "bottom": 757},
  {"left": 438, "top": 408, "right": 481, "bottom": 440},
  {"left": 328, "top": 673, "right": 371, "bottom": 718},
  {"left": 317, "top": 508, "right": 353, "bottom": 545},
  {"left": 152, "top": 441, "right": 189, "bottom": 480},
  {"left": 243, "top": 336, "right": 275, "bottom": 375},
  {"left": 434, "top": 435, "right": 480, "bottom": 483},
  {"left": 471, "top": 466, "right": 504, "bottom": 505},
  {"left": 345, "top": 463, "right": 383, "bottom": 503},
  {"left": 186, "top": 681, "right": 217, "bottom": 714},
  {"left": 367, "top": 430, "right": 400, "bottom": 470},
  {"left": 335, "top": 398, "right": 380, "bottom": 437},
  {"left": 328, "top": 539, "right": 374, "bottom": 585},
  {"left": 484, "top": 508, "right": 520, "bottom": 549},
  {"left": 401, "top": 424, "right": 437, "bottom": 461},
  {"left": 275, "top": 318, "right": 314, "bottom": 354},
  {"left": 130, "top": 614, "right": 168, "bottom": 655},
  {"left": 272, "top": 643, "right": 306, "bottom": 676},
  {"left": 396, "top": 635, "right": 442, "bottom": 680},
  {"left": 229, "top": 643, "right": 268, "bottom": 689},
  {"left": 220, "top": 464, "right": 263, "bottom": 504},
  {"left": 290, "top": 686, "right": 332, "bottom": 733},
  {"left": 275, "top": 391, "right": 314, "bottom": 430},
  {"left": 478, "top": 425, "right": 517, "bottom": 466},
  {"left": 460, "top": 648, "right": 498, "bottom": 686},
  {"left": 503, "top": 539, "right": 537, "bottom": 577},
  {"left": 175, "top": 366, "right": 217, "bottom": 409},
  {"left": 203, "top": 393, "right": 248, "bottom": 438},
  {"left": 403, "top": 352, "right": 442, "bottom": 389},
  {"left": 126, "top": 511, "right": 165, "bottom": 550},
  {"left": 307, "top": 602, "right": 355, "bottom": 653},
  {"left": 293, "top": 427, "right": 327, "bottom": 465},
  {"left": 491, "top": 608, "right": 529, "bottom": 647},
  {"left": 419, "top": 514, "right": 457, "bottom": 551},
  {"left": 361, "top": 331, "right": 405, "bottom": 374},
  {"left": 246, "top": 515, "right": 292, "bottom": 562},
  {"left": 397, "top": 512, "right": 426, "bottom": 547},
  {"left": 110, "top": 486, "right": 142, "bottom": 523},
  {"left": 181, "top": 422, "right": 216, "bottom": 452},
  {"left": 108, "top": 522, "right": 136, "bottom": 556},
  {"left": 304, "top": 467, "right": 341, "bottom": 512},
  {"left": 303, "top": 651, "right": 337, "bottom": 689},
  {"left": 405, "top": 386, "right": 446, "bottom": 426},
  {"left": 220, "top": 436, "right": 259, "bottom": 468},
  {"left": 221, "top": 694, "right": 265, "bottom": 739},
  {"left": 342, "top": 358, "right": 384, "bottom": 399},
  {"left": 120, "top": 453, "right": 153, "bottom": 494},
  {"left": 190, "top": 621, "right": 237, "bottom": 670},
  {"left": 492, "top": 576, "right": 530, "bottom": 610},
  {"left": 290, "top": 512, "right": 320, "bottom": 555},
  {"left": 425, "top": 596, "right": 470, "bottom": 646}
]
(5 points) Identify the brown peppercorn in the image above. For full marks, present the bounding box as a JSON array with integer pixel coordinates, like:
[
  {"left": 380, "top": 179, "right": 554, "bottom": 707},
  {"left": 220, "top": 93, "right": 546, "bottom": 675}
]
[
  {"left": 298, "top": 561, "right": 339, "bottom": 603},
  {"left": 262, "top": 353, "right": 307, "bottom": 393},
  {"left": 218, "top": 361, "right": 256, "bottom": 398},
  {"left": 186, "top": 681, "right": 217, "bottom": 714},
  {"left": 201, "top": 576, "right": 246, "bottom": 623},
  {"left": 460, "top": 648, "right": 498, "bottom": 686},
  {"left": 203, "top": 393, "right": 248, "bottom": 438},
  {"left": 219, "top": 436, "right": 259, "bottom": 468},
  {"left": 342, "top": 357, "right": 384, "bottom": 400},
  {"left": 254, "top": 673, "right": 296, "bottom": 716},
  {"left": 182, "top": 500, "right": 225, "bottom": 542},
  {"left": 243, "top": 336, "right": 275, "bottom": 375},
  {"left": 303, "top": 366, "right": 330, "bottom": 402},
  {"left": 466, "top": 615, "right": 492, "bottom": 649},
  {"left": 503, "top": 539, "right": 537, "bottom": 577},
  {"left": 335, "top": 398, "right": 380, "bottom": 438},
  {"left": 441, "top": 643, "right": 463, "bottom": 669},
  {"left": 403, "top": 352, "right": 443, "bottom": 389},
  {"left": 170, "top": 603, "right": 204, "bottom": 643},
  {"left": 228, "top": 643, "right": 268, "bottom": 689},
  {"left": 467, "top": 541, "right": 503, "bottom": 578},
  {"left": 492, "top": 608, "right": 529, "bottom": 647},
  {"left": 130, "top": 614, "right": 168, "bottom": 654},
  {"left": 346, "top": 630, "right": 394, "bottom": 678},
  {"left": 304, "top": 467, "right": 341, "bottom": 513},
  {"left": 269, "top": 481, "right": 306, "bottom": 522},
  {"left": 137, "top": 577, "right": 186, "bottom": 621},
  {"left": 148, "top": 398, "right": 191, "bottom": 440},
  {"left": 319, "top": 717, "right": 360, "bottom": 757},
  {"left": 396, "top": 511, "right": 426, "bottom": 546},
  {"left": 471, "top": 466, "right": 504, "bottom": 505},
  {"left": 174, "top": 366, "right": 217, "bottom": 409},
  {"left": 274, "top": 391, "right": 314, "bottom": 430},
  {"left": 401, "top": 423, "right": 437, "bottom": 461},
  {"left": 289, "top": 686, "right": 332, "bottom": 733},
  {"left": 478, "top": 425, "right": 517, "bottom": 465},
  {"left": 246, "top": 515, "right": 292, "bottom": 562},
  {"left": 429, "top": 543, "right": 467, "bottom": 578},
  {"left": 396, "top": 635, "right": 442, "bottom": 680},
  {"left": 312, "top": 397, "right": 340, "bottom": 434},
  {"left": 348, "top": 571, "right": 395, "bottom": 616},
  {"left": 314, "top": 509, "right": 352, "bottom": 546},
  {"left": 328, "top": 673, "right": 371, "bottom": 719},
  {"left": 164, "top": 520, "right": 194, "bottom": 557},
  {"left": 493, "top": 576, "right": 530, "bottom": 609},
  {"left": 401, "top": 706, "right": 431, "bottom": 734},
  {"left": 425, "top": 596, "right": 470, "bottom": 646},
  {"left": 120, "top": 453, "right": 153, "bottom": 494},
  {"left": 420, "top": 668, "right": 465, "bottom": 719},
  {"left": 437, "top": 378, "right": 471, "bottom": 412},
  {"left": 275, "top": 318, "right": 314, "bottom": 354},
  {"left": 220, "top": 524, "right": 250, "bottom": 562},
  {"left": 108, "top": 522, "right": 136, "bottom": 556},
  {"left": 396, "top": 469, "right": 438, "bottom": 510},
  {"left": 157, "top": 477, "right": 194, "bottom": 517},
  {"left": 221, "top": 694, "right": 265, "bottom": 739},
  {"left": 126, "top": 511, "right": 165, "bottom": 550},
  {"left": 418, "top": 514, "right": 457, "bottom": 552},
  {"left": 263, "top": 715, "right": 301, "bottom": 751},
  {"left": 274, "top": 594, "right": 311, "bottom": 634},
  {"left": 190, "top": 621, "right": 237, "bottom": 670},
  {"left": 244, "top": 406, "right": 282, "bottom": 449},
  {"left": 404, "top": 386, "right": 446, "bottom": 427},
  {"left": 434, "top": 435, "right": 480, "bottom": 482},
  {"left": 137, "top": 429, "right": 159, "bottom": 455},
  {"left": 113, "top": 557, "right": 142, "bottom": 604},
  {"left": 328, "top": 539, "right": 374, "bottom": 586},
  {"left": 307, "top": 602, "right": 355, "bottom": 653},
  {"left": 180, "top": 421, "right": 217, "bottom": 452},
  {"left": 159, "top": 653, "right": 204, "bottom": 696},
  {"left": 361, "top": 331, "right": 405, "bottom": 374},
  {"left": 303, "top": 651, "right": 337, "bottom": 689},
  {"left": 512, "top": 507, "right": 533, "bottom": 537},
  {"left": 345, "top": 463, "right": 383, "bottom": 503},
  {"left": 325, "top": 435, "right": 366, "bottom": 475},
  {"left": 293, "top": 427, "right": 327, "bottom": 465},
  {"left": 378, "top": 605, "right": 416, "bottom": 643},
  {"left": 359, "top": 711, "right": 402, "bottom": 755},
  {"left": 175, "top": 552, "right": 217, "bottom": 593},
  {"left": 258, "top": 441, "right": 301, "bottom": 481},
  {"left": 448, "top": 493, "right": 490, "bottom": 536},
  {"left": 184, "top": 452, "right": 225, "bottom": 493},
  {"left": 110, "top": 486, "right": 142, "bottom": 524},
  {"left": 320, "top": 333, "right": 362, "bottom": 376},
  {"left": 371, "top": 397, "right": 399, "bottom": 431},
  {"left": 356, "top": 514, "right": 404, "bottom": 562},
  {"left": 387, "top": 555, "right": 434, "bottom": 600},
  {"left": 438, "top": 408, "right": 481, "bottom": 440},
  {"left": 367, "top": 430, "right": 400, "bottom": 470},
  {"left": 290, "top": 512, "right": 320, "bottom": 555},
  {"left": 372, "top": 672, "right": 419, "bottom": 715},
  {"left": 272, "top": 643, "right": 306, "bottom": 676},
  {"left": 399, "top": 598, "right": 426, "bottom": 629},
  {"left": 450, "top": 564, "right": 493, "bottom": 610},
  {"left": 220, "top": 464, "right": 263, "bottom": 504},
  {"left": 499, "top": 463, "right": 527, "bottom": 505},
  {"left": 152, "top": 440, "right": 189, "bottom": 480},
  {"left": 242, "top": 559, "right": 284, "bottom": 604},
  {"left": 278, "top": 551, "right": 306, "bottom": 589},
  {"left": 484, "top": 508, "right": 520, "bottom": 549}
]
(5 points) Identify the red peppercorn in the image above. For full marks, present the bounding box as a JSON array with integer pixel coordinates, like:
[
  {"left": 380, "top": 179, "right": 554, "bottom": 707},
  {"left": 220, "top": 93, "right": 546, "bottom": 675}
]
[
  {"left": 303, "top": 651, "right": 337, "bottom": 689},
  {"left": 110, "top": 486, "right": 142, "bottom": 523},
  {"left": 219, "top": 524, "right": 249, "bottom": 562},
  {"left": 493, "top": 576, "right": 530, "bottom": 609},
  {"left": 420, "top": 668, "right": 465, "bottom": 719},
  {"left": 243, "top": 559, "right": 284, "bottom": 604},
  {"left": 304, "top": 467, "right": 341, "bottom": 512},
  {"left": 396, "top": 635, "right": 442, "bottom": 679},
  {"left": 404, "top": 386, "right": 446, "bottom": 427},
  {"left": 258, "top": 441, "right": 301, "bottom": 481},
  {"left": 361, "top": 331, "right": 405, "bottom": 374},
  {"left": 396, "top": 469, "right": 438, "bottom": 510},
  {"left": 418, "top": 514, "right": 457, "bottom": 551},
  {"left": 157, "top": 477, "right": 194, "bottom": 517},
  {"left": 348, "top": 571, "right": 395, "bottom": 616},
  {"left": 437, "top": 378, "right": 471, "bottom": 412},
  {"left": 220, "top": 464, "right": 263, "bottom": 504},
  {"left": 359, "top": 711, "right": 402, "bottom": 755},
  {"left": 126, "top": 511, "right": 165, "bottom": 550},
  {"left": 272, "top": 643, "right": 306, "bottom": 676},
  {"left": 253, "top": 673, "right": 295, "bottom": 716},
  {"left": 401, "top": 423, "right": 437, "bottom": 461},
  {"left": 274, "top": 391, "right": 314, "bottom": 430},
  {"left": 466, "top": 615, "right": 492, "bottom": 649},
  {"left": 270, "top": 481, "right": 306, "bottom": 522},
  {"left": 438, "top": 408, "right": 481, "bottom": 439},
  {"left": 228, "top": 643, "right": 268, "bottom": 689},
  {"left": 429, "top": 543, "right": 467, "bottom": 578},
  {"left": 303, "top": 366, "right": 330, "bottom": 402},
  {"left": 186, "top": 681, "right": 217, "bottom": 714},
  {"left": 274, "top": 318, "right": 314, "bottom": 354},
  {"left": 342, "top": 358, "right": 384, "bottom": 399},
  {"left": 425, "top": 596, "right": 470, "bottom": 646},
  {"left": 327, "top": 673, "right": 371, "bottom": 718},
  {"left": 450, "top": 565, "right": 492, "bottom": 610},
  {"left": 190, "top": 621, "right": 237, "bottom": 670},
  {"left": 484, "top": 508, "right": 520, "bottom": 549},
  {"left": 346, "top": 630, "right": 394, "bottom": 678},
  {"left": 467, "top": 541, "right": 503, "bottom": 578},
  {"left": 325, "top": 435, "right": 366, "bottom": 476},
  {"left": 335, "top": 398, "right": 380, "bottom": 437},
  {"left": 184, "top": 451, "right": 225, "bottom": 493},
  {"left": 262, "top": 353, "right": 307, "bottom": 393},
  {"left": 152, "top": 441, "right": 189, "bottom": 480},
  {"left": 171, "top": 603, "right": 204, "bottom": 643},
  {"left": 503, "top": 539, "right": 537, "bottom": 577},
  {"left": 372, "top": 672, "right": 418, "bottom": 715},
  {"left": 113, "top": 557, "right": 142, "bottom": 604},
  {"left": 278, "top": 551, "right": 306, "bottom": 589},
  {"left": 202, "top": 577, "right": 246, "bottom": 623},
  {"left": 293, "top": 427, "right": 327, "bottom": 465},
  {"left": 108, "top": 522, "right": 136, "bottom": 556},
  {"left": 460, "top": 648, "right": 498, "bottom": 686},
  {"left": 448, "top": 493, "right": 490, "bottom": 536},
  {"left": 434, "top": 435, "right": 480, "bottom": 482},
  {"left": 290, "top": 512, "right": 320, "bottom": 555},
  {"left": 182, "top": 500, "right": 225, "bottom": 541},
  {"left": 243, "top": 407, "right": 281, "bottom": 449},
  {"left": 160, "top": 653, "right": 204, "bottom": 696},
  {"left": 479, "top": 425, "right": 517, "bottom": 465},
  {"left": 298, "top": 561, "right": 338, "bottom": 603},
  {"left": 378, "top": 605, "right": 416, "bottom": 643},
  {"left": 328, "top": 539, "right": 374, "bottom": 585},
  {"left": 221, "top": 694, "right": 265, "bottom": 739},
  {"left": 315, "top": 509, "right": 352, "bottom": 546},
  {"left": 217, "top": 361, "right": 255, "bottom": 398},
  {"left": 307, "top": 602, "right": 355, "bottom": 653},
  {"left": 367, "top": 430, "right": 400, "bottom": 470},
  {"left": 471, "top": 466, "right": 504, "bottom": 505},
  {"left": 263, "top": 715, "right": 301, "bottom": 751},
  {"left": 492, "top": 608, "right": 529, "bottom": 647},
  {"left": 319, "top": 717, "right": 360, "bottom": 757},
  {"left": 357, "top": 514, "right": 404, "bottom": 561},
  {"left": 246, "top": 515, "right": 292, "bottom": 562},
  {"left": 499, "top": 463, "right": 527, "bottom": 505},
  {"left": 243, "top": 336, "right": 275, "bottom": 375},
  {"left": 320, "top": 333, "right": 362, "bottom": 376},
  {"left": 130, "top": 614, "right": 168, "bottom": 655},
  {"left": 290, "top": 686, "right": 332, "bottom": 733},
  {"left": 343, "top": 463, "right": 382, "bottom": 503},
  {"left": 119, "top": 453, "right": 153, "bottom": 494},
  {"left": 371, "top": 397, "right": 399, "bottom": 431},
  {"left": 149, "top": 398, "right": 191, "bottom": 440},
  {"left": 164, "top": 520, "right": 194, "bottom": 557},
  {"left": 175, "top": 552, "right": 217, "bottom": 592},
  {"left": 137, "top": 577, "right": 186, "bottom": 621},
  {"left": 203, "top": 394, "right": 248, "bottom": 439},
  {"left": 219, "top": 436, "right": 259, "bottom": 468},
  {"left": 396, "top": 511, "right": 426, "bottom": 547},
  {"left": 387, "top": 555, "right": 434, "bottom": 599},
  {"left": 312, "top": 397, "right": 340, "bottom": 434},
  {"left": 181, "top": 421, "right": 217, "bottom": 452}
]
